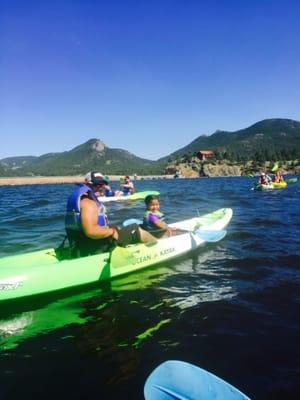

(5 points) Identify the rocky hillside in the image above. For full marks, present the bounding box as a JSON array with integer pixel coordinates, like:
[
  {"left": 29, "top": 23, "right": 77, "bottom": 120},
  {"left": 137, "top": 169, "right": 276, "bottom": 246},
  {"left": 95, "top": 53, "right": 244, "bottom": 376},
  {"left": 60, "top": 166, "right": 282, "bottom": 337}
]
[
  {"left": 166, "top": 157, "right": 300, "bottom": 177},
  {"left": 161, "top": 118, "right": 300, "bottom": 164}
]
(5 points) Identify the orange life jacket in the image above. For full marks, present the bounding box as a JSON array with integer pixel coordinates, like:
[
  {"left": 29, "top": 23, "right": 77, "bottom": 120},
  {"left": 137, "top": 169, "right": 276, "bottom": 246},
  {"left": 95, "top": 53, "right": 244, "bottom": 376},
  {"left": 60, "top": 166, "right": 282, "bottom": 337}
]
[{"left": 273, "top": 175, "right": 282, "bottom": 183}]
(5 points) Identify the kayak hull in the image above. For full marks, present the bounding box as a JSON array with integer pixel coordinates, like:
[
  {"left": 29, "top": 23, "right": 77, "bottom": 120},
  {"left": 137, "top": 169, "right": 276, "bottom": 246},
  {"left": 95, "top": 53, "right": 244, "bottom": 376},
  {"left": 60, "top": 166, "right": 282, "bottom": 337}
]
[
  {"left": 98, "top": 190, "right": 160, "bottom": 203},
  {"left": 272, "top": 181, "right": 287, "bottom": 189},
  {"left": 0, "top": 208, "right": 232, "bottom": 302},
  {"left": 254, "top": 181, "right": 287, "bottom": 191}
]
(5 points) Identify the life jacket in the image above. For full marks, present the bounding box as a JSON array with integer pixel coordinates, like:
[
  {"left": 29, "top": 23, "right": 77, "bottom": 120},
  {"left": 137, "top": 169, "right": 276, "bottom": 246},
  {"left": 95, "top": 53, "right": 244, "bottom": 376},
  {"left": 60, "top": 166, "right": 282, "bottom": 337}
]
[
  {"left": 260, "top": 176, "right": 268, "bottom": 185},
  {"left": 65, "top": 184, "right": 110, "bottom": 257},
  {"left": 104, "top": 188, "right": 115, "bottom": 197},
  {"left": 122, "top": 179, "right": 134, "bottom": 195},
  {"left": 142, "top": 210, "right": 167, "bottom": 238},
  {"left": 273, "top": 175, "right": 282, "bottom": 183},
  {"left": 122, "top": 184, "right": 131, "bottom": 195},
  {"left": 65, "top": 184, "right": 108, "bottom": 230}
]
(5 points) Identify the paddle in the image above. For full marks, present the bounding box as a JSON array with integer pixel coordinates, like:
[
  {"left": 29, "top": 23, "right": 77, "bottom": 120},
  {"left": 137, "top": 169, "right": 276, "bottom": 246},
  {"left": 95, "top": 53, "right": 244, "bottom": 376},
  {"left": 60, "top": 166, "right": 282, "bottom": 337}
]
[
  {"left": 110, "top": 245, "right": 137, "bottom": 268},
  {"left": 285, "top": 177, "right": 298, "bottom": 184},
  {"left": 122, "top": 219, "right": 227, "bottom": 243},
  {"left": 144, "top": 360, "right": 251, "bottom": 400},
  {"left": 193, "top": 228, "right": 227, "bottom": 242},
  {"left": 123, "top": 218, "right": 143, "bottom": 226}
]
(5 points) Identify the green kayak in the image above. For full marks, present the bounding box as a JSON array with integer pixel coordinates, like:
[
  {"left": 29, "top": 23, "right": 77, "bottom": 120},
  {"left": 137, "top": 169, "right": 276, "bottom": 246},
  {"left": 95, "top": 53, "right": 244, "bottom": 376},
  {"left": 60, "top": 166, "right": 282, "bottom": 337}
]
[
  {"left": 98, "top": 190, "right": 160, "bottom": 203},
  {"left": 0, "top": 208, "right": 233, "bottom": 302}
]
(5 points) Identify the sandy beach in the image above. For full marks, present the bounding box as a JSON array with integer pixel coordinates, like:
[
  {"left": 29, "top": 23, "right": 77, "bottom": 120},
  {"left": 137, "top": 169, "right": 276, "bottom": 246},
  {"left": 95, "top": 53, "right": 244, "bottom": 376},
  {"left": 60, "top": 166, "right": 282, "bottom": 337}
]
[
  {"left": 0, "top": 176, "right": 86, "bottom": 186},
  {"left": 0, "top": 175, "right": 174, "bottom": 186}
]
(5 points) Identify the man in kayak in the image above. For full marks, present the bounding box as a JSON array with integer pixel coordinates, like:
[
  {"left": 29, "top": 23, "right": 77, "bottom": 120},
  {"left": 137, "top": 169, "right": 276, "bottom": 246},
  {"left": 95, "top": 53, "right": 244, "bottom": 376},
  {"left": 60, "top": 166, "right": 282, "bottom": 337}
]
[
  {"left": 258, "top": 172, "right": 272, "bottom": 185},
  {"left": 65, "top": 171, "right": 156, "bottom": 257}
]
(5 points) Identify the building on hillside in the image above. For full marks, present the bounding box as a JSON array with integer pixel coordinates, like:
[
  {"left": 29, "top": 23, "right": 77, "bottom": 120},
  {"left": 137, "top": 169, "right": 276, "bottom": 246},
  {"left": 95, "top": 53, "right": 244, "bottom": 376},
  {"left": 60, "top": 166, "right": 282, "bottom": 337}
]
[{"left": 196, "top": 150, "right": 215, "bottom": 161}]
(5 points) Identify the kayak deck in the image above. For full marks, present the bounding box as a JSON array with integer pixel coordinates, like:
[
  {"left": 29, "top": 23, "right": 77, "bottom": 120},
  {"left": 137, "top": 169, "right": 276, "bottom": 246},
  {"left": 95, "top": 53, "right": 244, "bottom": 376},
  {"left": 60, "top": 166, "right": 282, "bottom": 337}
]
[
  {"left": 253, "top": 181, "right": 287, "bottom": 190},
  {"left": 0, "top": 208, "right": 232, "bottom": 302},
  {"left": 98, "top": 190, "right": 160, "bottom": 203}
]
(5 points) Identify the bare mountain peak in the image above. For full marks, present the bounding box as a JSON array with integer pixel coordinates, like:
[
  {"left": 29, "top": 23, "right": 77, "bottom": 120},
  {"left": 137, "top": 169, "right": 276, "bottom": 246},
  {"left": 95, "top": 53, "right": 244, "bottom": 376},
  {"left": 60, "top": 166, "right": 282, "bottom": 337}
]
[
  {"left": 91, "top": 139, "right": 106, "bottom": 153},
  {"left": 69, "top": 138, "right": 107, "bottom": 153}
]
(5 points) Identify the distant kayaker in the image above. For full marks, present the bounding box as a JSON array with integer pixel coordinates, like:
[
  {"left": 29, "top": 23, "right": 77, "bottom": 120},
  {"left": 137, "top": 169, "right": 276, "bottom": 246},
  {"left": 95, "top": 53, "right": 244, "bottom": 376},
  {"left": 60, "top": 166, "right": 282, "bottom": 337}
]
[
  {"left": 120, "top": 175, "right": 135, "bottom": 195},
  {"left": 84, "top": 174, "right": 122, "bottom": 198},
  {"left": 142, "top": 195, "right": 181, "bottom": 238},
  {"left": 259, "top": 172, "right": 272, "bottom": 185},
  {"left": 273, "top": 170, "right": 284, "bottom": 183},
  {"left": 65, "top": 171, "right": 156, "bottom": 257}
]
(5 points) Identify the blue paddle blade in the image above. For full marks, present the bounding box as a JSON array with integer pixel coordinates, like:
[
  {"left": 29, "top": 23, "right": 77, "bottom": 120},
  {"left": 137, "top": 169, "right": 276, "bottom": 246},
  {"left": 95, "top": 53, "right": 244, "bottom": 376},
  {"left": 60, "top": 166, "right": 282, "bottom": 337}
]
[
  {"left": 194, "top": 229, "right": 227, "bottom": 242},
  {"left": 144, "top": 360, "right": 251, "bottom": 400},
  {"left": 122, "top": 218, "right": 143, "bottom": 227}
]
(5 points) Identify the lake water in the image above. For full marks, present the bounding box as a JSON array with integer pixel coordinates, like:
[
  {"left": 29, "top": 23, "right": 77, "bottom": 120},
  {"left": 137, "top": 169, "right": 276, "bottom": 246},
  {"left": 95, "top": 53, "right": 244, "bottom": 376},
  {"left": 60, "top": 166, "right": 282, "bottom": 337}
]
[{"left": 0, "top": 177, "right": 299, "bottom": 399}]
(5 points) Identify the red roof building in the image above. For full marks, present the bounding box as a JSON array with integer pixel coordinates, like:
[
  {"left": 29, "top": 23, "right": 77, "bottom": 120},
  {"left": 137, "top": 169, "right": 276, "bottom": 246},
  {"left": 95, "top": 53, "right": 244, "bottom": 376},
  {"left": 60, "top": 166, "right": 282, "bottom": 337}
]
[{"left": 196, "top": 150, "right": 215, "bottom": 161}]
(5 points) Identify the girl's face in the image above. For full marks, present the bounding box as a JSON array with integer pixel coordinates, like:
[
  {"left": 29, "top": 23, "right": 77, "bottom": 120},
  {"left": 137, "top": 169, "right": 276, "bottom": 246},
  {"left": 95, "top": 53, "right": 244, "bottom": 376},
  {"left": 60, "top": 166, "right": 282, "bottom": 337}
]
[{"left": 148, "top": 199, "right": 160, "bottom": 212}]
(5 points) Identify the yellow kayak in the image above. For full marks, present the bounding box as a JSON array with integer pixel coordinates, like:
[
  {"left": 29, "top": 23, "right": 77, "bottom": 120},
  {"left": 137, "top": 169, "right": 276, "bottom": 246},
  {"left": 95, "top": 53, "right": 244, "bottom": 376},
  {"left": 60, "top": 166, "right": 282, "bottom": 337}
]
[
  {"left": 272, "top": 181, "right": 287, "bottom": 189},
  {"left": 254, "top": 181, "right": 287, "bottom": 191}
]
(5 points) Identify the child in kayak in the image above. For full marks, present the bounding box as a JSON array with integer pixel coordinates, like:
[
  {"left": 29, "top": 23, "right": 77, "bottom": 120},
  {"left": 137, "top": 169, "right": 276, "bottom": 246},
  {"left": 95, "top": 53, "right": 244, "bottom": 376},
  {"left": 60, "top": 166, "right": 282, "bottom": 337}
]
[
  {"left": 142, "top": 195, "right": 181, "bottom": 238},
  {"left": 273, "top": 170, "right": 284, "bottom": 183}
]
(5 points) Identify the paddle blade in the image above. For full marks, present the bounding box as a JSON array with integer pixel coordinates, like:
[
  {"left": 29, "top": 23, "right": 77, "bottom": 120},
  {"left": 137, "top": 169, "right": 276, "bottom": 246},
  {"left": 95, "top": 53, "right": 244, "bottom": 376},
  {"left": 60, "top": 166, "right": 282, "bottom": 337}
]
[
  {"left": 110, "top": 246, "right": 136, "bottom": 268},
  {"left": 271, "top": 162, "right": 279, "bottom": 172},
  {"left": 144, "top": 360, "right": 251, "bottom": 400},
  {"left": 123, "top": 218, "right": 143, "bottom": 227},
  {"left": 194, "top": 229, "right": 227, "bottom": 242},
  {"left": 286, "top": 177, "right": 298, "bottom": 184}
]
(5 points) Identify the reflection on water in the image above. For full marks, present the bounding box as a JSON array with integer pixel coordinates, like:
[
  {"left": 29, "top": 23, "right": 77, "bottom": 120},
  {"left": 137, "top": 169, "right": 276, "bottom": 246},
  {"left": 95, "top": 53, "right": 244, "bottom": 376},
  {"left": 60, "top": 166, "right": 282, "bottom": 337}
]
[{"left": 0, "top": 290, "right": 96, "bottom": 351}]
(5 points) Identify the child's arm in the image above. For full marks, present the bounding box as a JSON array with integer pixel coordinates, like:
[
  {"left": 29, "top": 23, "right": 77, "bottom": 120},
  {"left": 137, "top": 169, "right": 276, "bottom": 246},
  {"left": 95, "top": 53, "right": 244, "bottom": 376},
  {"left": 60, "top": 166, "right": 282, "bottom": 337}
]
[
  {"left": 148, "top": 213, "right": 168, "bottom": 230},
  {"left": 148, "top": 213, "right": 180, "bottom": 235}
]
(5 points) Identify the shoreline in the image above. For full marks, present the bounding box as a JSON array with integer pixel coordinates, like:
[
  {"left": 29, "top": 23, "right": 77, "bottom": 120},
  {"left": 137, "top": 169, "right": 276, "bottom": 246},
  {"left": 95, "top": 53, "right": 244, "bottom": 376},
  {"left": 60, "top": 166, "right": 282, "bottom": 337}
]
[
  {"left": 0, "top": 172, "right": 297, "bottom": 186},
  {"left": 0, "top": 175, "right": 175, "bottom": 186}
]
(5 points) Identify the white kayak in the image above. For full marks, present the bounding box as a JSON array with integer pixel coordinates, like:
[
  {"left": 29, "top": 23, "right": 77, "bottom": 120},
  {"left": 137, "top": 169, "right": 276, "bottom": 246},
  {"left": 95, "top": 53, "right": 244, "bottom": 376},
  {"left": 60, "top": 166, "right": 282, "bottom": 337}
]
[{"left": 98, "top": 190, "right": 160, "bottom": 203}]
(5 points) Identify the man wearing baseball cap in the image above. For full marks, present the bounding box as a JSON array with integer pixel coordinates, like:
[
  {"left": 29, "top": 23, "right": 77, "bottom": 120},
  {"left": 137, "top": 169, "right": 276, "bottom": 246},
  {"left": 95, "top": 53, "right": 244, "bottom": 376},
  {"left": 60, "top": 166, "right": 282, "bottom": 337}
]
[
  {"left": 84, "top": 171, "right": 108, "bottom": 186},
  {"left": 65, "top": 171, "right": 155, "bottom": 258}
]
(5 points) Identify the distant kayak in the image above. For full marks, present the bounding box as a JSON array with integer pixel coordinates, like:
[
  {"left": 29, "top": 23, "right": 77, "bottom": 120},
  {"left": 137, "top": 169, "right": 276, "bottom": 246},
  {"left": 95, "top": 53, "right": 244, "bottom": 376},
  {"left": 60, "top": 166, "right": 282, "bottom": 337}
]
[
  {"left": 253, "top": 183, "right": 274, "bottom": 191},
  {"left": 98, "top": 190, "right": 160, "bottom": 203},
  {"left": 144, "top": 360, "right": 251, "bottom": 400},
  {"left": 253, "top": 181, "right": 287, "bottom": 191},
  {"left": 0, "top": 208, "right": 232, "bottom": 302},
  {"left": 272, "top": 181, "right": 287, "bottom": 189}
]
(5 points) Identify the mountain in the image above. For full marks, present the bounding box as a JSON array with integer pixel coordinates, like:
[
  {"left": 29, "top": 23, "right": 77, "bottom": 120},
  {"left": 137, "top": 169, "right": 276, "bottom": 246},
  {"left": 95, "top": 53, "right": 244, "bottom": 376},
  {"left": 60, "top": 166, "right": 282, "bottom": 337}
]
[
  {"left": 0, "top": 139, "right": 164, "bottom": 176},
  {"left": 160, "top": 118, "right": 300, "bottom": 162},
  {"left": 1, "top": 119, "right": 300, "bottom": 177},
  {"left": 0, "top": 156, "right": 38, "bottom": 169}
]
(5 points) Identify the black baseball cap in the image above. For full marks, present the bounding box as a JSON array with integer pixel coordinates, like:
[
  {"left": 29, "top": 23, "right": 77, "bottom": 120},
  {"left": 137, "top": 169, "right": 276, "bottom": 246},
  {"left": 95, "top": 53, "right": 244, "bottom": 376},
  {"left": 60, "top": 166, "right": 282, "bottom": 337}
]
[{"left": 85, "top": 171, "right": 108, "bottom": 185}]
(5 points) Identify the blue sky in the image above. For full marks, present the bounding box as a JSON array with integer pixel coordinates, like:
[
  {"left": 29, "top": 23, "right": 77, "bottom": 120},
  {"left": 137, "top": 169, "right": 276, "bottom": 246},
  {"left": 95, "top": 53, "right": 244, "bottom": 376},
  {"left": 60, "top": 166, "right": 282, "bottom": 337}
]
[{"left": 1, "top": 0, "right": 300, "bottom": 160}]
